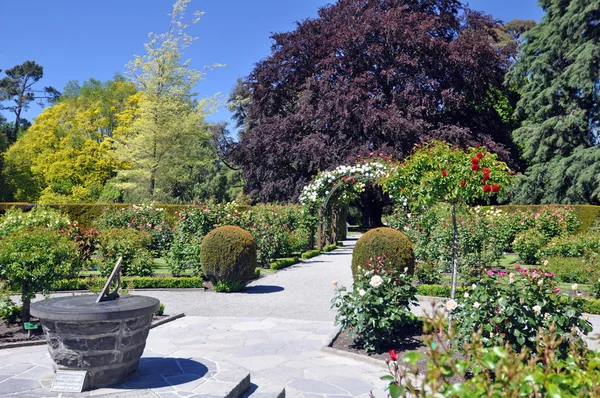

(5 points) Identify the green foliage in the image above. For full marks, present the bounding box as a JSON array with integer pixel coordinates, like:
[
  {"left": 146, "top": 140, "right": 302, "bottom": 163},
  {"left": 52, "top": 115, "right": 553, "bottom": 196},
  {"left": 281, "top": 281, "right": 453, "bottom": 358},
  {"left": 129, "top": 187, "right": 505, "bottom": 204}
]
[
  {"left": 0, "top": 296, "right": 22, "bottom": 324},
  {"left": 415, "top": 284, "right": 453, "bottom": 298},
  {"left": 381, "top": 141, "right": 513, "bottom": 209},
  {"left": 351, "top": 227, "right": 415, "bottom": 280},
  {"left": 583, "top": 297, "right": 600, "bottom": 313},
  {"left": 541, "top": 231, "right": 600, "bottom": 258},
  {"left": 166, "top": 233, "right": 202, "bottom": 276},
  {"left": 270, "top": 257, "right": 299, "bottom": 271},
  {"left": 0, "top": 206, "right": 69, "bottom": 238},
  {"left": 254, "top": 268, "right": 261, "bottom": 279},
  {"left": 414, "top": 262, "right": 442, "bottom": 285},
  {"left": 50, "top": 276, "right": 204, "bottom": 291},
  {"left": 332, "top": 255, "right": 418, "bottom": 352},
  {"left": 543, "top": 257, "right": 593, "bottom": 284},
  {"left": 507, "top": 0, "right": 600, "bottom": 205},
  {"left": 155, "top": 303, "right": 165, "bottom": 316},
  {"left": 452, "top": 268, "right": 592, "bottom": 356},
  {"left": 0, "top": 227, "right": 80, "bottom": 321},
  {"left": 96, "top": 228, "right": 154, "bottom": 277},
  {"left": 200, "top": 225, "right": 256, "bottom": 285},
  {"left": 301, "top": 250, "right": 321, "bottom": 260},
  {"left": 213, "top": 280, "right": 247, "bottom": 293},
  {"left": 385, "top": 310, "right": 600, "bottom": 397},
  {"left": 95, "top": 204, "right": 174, "bottom": 254},
  {"left": 323, "top": 244, "right": 338, "bottom": 252},
  {"left": 513, "top": 228, "right": 548, "bottom": 264}
]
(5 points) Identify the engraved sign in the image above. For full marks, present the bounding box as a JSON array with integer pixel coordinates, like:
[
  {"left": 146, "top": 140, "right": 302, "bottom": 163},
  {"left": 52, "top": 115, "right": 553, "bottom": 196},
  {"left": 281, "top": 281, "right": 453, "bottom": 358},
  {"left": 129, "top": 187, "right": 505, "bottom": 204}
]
[{"left": 51, "top": 370, "right": 88, "bottom": 392}]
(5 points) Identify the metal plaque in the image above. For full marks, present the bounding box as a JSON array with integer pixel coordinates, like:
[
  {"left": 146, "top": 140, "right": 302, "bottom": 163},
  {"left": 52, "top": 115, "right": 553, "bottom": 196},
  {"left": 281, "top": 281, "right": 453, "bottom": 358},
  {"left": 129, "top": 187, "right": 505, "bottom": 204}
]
[
  {"left": 23, "top": 322, "right": 38, "bottom": 330},
  {"left": 51, "top": 370, "right": 88, "bottom": 392}
]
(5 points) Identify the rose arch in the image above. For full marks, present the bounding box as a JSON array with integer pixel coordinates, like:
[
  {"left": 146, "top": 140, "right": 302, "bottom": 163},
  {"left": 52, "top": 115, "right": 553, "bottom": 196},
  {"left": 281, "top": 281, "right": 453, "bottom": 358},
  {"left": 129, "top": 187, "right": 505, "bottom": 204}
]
[{"left": 299, "top": 160, "right": 392, "bottom": 249}]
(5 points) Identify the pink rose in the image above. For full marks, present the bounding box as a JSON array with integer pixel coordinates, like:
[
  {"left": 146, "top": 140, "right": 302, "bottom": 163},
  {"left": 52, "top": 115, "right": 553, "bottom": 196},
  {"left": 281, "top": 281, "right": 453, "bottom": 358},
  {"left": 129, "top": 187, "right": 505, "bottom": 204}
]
[
  {"left": 553, "top": 288, "right": 560, "bottom": 293},
  {"left": 498, "top": 271, "right": 505, "bottom": 277},
  {"left": 487, "top": 270, "right": 494, "bottom": 276}
]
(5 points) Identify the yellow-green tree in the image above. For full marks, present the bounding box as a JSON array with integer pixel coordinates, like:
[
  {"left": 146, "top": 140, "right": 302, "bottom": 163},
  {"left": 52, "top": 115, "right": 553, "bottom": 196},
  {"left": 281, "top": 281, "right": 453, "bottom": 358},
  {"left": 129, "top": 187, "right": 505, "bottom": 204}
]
[
  {"left": 3, "top": 78, "right": 138, "bottom": 202},
  {"left": 116, "top": 0, "right": 215, "bottom": 202}
]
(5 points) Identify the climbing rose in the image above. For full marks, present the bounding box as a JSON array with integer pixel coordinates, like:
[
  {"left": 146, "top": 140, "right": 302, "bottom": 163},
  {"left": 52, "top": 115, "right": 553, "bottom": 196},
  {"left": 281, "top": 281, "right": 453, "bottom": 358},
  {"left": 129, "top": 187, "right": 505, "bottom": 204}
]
[
  {"left": 483, "top": 184, "right": 492, "bottom": 193},
  {"left": 389, "top": 350, "right": 398, "bottom": 361},
  {"left": 442, "top": 170, "right": 448, "bottom": 177},
  {"left": 492, "top": 184, "right": 500, "bottom": 193}
]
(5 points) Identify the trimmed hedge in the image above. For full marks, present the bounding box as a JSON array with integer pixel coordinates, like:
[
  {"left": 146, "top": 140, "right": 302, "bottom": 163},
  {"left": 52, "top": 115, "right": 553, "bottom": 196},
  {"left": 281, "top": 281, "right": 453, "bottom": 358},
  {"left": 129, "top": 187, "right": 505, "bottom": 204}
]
[
  {"left": 302, "top": 249, "right": 321, "bottom": 259},
  {"left": 49, "top": 276, "right": 205, "bottom": 292},
  {"left": 351, "top": 227, "right": 415, "bottom": 279},
  {"left": 323, "top": 243, "right": 338, "bottom": 252},
  {"left": 200, "top": 225, "right": 257, "bottom": 285},
  {"left": 270, "top": 257, "right": 300, "bottom": 270}
]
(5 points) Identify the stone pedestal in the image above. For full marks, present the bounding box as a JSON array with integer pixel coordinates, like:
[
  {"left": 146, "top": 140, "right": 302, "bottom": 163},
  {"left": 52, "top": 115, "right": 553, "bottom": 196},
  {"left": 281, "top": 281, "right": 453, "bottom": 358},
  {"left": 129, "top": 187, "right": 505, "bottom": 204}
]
[{"left": 31, "top": 295, "right": 159, "bottom": 389}]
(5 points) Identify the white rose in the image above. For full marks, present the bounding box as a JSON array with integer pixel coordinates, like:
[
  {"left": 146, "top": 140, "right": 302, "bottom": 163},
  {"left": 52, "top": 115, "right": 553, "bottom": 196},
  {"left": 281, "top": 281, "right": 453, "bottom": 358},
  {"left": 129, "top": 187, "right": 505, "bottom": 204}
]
[
  {"left": 445, "top": 299, "right": 458, "bottom": 312},
  {"left": 369, "top": 275, "right": 384, "bottom": 288},
  {"left": 464, "top": 293, "right": 469, "bottom": 298},
  {"left": 538, "top": 278, "right": 544, "bottom": 286},
  {"left": 533, "top": 305, "right": 542, "bottom": 313},
  {"left": 359, "top": 289, "right": 366, "bottom": 297},
  {"left": 472, "top": 284, "right": 477, "bottom": 290},
  {"left": 572, "top": 283, "right": 579, "bottom": 291},
  {"left": 473, "top": 302, "right": 480, "bottom": 309}
]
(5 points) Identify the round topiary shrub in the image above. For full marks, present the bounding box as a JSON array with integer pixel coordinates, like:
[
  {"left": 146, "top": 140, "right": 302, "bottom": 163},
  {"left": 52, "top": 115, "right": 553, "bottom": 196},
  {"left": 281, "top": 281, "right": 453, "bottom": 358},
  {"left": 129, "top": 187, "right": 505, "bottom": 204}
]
[
  {"left": 200, "top": 225, "right": 257, "bottom": 290},
  {"left": 351, "top": 227, "right": 415, "bottom": 279}
]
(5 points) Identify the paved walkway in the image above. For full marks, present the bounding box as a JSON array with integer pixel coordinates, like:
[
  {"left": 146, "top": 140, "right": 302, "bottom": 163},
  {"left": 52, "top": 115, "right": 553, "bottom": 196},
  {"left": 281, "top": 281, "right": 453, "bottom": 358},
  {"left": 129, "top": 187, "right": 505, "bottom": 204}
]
[{"left": 1, "top": 237, "right": 599, "bottom": 397}]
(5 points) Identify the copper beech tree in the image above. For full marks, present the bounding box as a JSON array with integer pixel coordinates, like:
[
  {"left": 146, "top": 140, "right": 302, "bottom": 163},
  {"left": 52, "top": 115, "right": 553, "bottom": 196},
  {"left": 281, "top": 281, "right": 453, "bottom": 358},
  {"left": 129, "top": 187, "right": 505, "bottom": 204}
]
[{"left": 230, "top": 0, "right": 517, "bottom": 224}]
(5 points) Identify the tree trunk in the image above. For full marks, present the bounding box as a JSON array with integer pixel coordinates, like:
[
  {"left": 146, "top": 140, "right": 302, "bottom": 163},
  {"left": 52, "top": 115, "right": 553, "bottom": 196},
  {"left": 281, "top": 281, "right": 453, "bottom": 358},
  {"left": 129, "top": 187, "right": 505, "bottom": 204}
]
[
  {"left": 450, "top": 202, "right": 459, "bottom": 300},
  {"left": 149, "top": 168, "right": 156, "bottom": 197},
  {"left": 21, "top": 284, "right": 30, "bottom": 324},
  {"left": 317, "top": 207, "right": 323, "bottom": 250}
]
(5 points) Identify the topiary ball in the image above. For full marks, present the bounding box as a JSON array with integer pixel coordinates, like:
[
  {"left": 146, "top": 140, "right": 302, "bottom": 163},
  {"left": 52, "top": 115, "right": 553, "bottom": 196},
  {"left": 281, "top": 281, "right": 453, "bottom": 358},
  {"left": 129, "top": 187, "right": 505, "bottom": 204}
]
[
  {"left": 351, "top": 227, "right": 415, "bottom": 280},
  {"left": 200, "top": 225, "right": 257, "bottom": 288}
]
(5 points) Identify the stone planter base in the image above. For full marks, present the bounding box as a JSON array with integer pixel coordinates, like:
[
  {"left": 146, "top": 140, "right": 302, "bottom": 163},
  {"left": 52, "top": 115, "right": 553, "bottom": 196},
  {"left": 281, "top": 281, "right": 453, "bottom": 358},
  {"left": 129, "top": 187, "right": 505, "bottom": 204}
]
[{"left": 31, "top": 295, "right": 159, "bottom": 390}]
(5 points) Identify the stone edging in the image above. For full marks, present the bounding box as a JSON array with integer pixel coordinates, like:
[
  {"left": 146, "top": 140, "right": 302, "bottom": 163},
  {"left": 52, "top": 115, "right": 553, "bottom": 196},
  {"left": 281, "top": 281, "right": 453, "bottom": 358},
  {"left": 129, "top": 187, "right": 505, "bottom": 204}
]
[
  {"left": 320, "top": 326, "right": 387, "bottom": 369},
  {"left": 0, "top": 313, "right": 186, "bottom": 350}
]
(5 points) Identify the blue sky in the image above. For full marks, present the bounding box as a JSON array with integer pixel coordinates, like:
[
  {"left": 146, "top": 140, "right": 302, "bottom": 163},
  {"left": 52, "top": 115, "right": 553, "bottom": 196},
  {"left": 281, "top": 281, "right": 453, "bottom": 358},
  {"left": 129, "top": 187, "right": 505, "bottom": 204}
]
[{"left": 0, "top": 0, "right": 544, "bottom": 126}]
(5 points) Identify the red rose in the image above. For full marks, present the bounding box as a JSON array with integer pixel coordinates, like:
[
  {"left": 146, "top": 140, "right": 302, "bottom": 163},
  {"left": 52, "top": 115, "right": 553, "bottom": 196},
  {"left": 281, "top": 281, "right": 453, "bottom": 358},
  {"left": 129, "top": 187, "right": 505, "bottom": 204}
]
[
  {"left": 476, "top": 143, "right": 481, "bottom": 148},
  {"left": 441, "top": 170, "right": 448, "bottom": 177},
  {"left": 461, "top": 180, "right": 466, "bottom": 187},
  {"left": 471, "top": 164, "right": 479, "bottom": 171},
  {"left": 492, "top": 184, "right": 500, "bottom": 193},
  {"left": 483, "top": 185, "right": 492, "bottom": 193},
  {"left": 482, "top": 175, "right": 489, "bottom": 182},
  {"left": 389, "top": 349, "right": 398, "bottom": 361},
  {"left": 477, "top": 152, "right": 484, "bottom": 159},
  {"left": 482, "top": 167, "right": 490, "bottom": 174},
  {"left": 471, "top": 157, "right": 479, "bottom": 164}
]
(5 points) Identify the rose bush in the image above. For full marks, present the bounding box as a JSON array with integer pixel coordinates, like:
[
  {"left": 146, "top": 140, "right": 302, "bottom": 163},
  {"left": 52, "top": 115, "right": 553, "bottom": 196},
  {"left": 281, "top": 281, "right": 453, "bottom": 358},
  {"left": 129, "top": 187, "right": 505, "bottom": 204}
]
[
  {"left": 331, "top": 255, "right": 418, "bottom": 352},
  {"left": 450, "top": 267, "right": 592, "bottom": 357}
]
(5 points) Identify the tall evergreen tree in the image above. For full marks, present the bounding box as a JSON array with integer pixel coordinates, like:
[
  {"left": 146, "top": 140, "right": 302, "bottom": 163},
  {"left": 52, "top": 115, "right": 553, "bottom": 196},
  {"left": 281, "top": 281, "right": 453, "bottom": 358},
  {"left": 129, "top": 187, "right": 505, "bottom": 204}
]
[{"left": 508, "top": 0, "right": 600, "bottom": 204}]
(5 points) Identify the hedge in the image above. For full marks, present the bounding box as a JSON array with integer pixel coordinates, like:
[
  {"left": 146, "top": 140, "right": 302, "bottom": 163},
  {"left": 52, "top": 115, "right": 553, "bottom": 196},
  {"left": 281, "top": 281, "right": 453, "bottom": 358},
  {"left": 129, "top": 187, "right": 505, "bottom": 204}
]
[
  {"left": 0, "top": 203, "right": 190, "bottom": 226},
  {"left": 270, "top": 257, "right": 300, "bottom": 270},
  {"left": 323, "top": 243, "right": 339, "bottom": 252},
  {"left": 302, "top": 249, "right": 321, "bottom": 259},
  {"left": 49, "top": 276, "right": 204, "bottom": 292}
]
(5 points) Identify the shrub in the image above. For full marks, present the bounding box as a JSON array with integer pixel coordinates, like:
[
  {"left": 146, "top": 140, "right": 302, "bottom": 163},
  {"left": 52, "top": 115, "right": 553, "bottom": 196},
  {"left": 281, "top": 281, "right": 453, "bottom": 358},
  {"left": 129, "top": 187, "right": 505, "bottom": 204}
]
[
  {"left": 416, "top": 284, "right": 453, "bottom": 297},
  {"left": 414, "top": 262, "right": 442, "bottom": 284},
  {"left": 323, "top": 243, "right": 338, "bottom": 252},
  {"left": 541, "top": 230, "right": 600, "bottom": 258},
  {"left": 0, "top": 296, "right": 22, "bottom": 324},
  {"left": 513, "top": 228, "right": 548, "bottom": 264},
  {"left": 200, "top": 225, "right": 257, "bottom": 288},
  {"left": 302, "top": 249, "right": 321, "bottom": 259},
  {"left": 0, "top": 207, "right": 70, "bottom": 238},
  {"left": 384, "top": 310, "right": 600, "bottom": 397},
  {"left": 155, "top": 303, "right": 165, "bottom": 316},
  {"left": 0, "top": 227, "right": 81, "bottom": 322},
  {"left": 96, "top": 228, "right": 154, "bottom": 277},
  {"left": 332, "top": 255, "right": 418, "bottom": 352},
  {"left": 451, "top": 267, "right": 592, "bottom": 357},
  {"left": 270, "top": 257, "right": 300, "bottom": 270},
  {"left": 254, "top": 268, "right": 261, "bottom": 279},
  {"left": 50, "top": 276, "right": 205, "bottom": 291},
  {"left": 351, "top": 227, "right": 414, "bottom": 280},
  {"left": 95, "top": 204, "right": 173, "bottom": 254},
  {"left": 543, "top": 257, "right": 593, "bottom": 284},
  {"left": 165, "top": 232, "right": 202, "bottom": 276},
  {"left": 213, "top": 280, "right": 247, "bottom": 293}
]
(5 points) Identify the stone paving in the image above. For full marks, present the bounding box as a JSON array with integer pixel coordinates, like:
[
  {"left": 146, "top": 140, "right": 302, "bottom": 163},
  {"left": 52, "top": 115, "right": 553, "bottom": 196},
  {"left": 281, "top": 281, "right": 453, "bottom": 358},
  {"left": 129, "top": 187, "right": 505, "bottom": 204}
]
[{"left": 1, "top": 236, "right": 599, "bottom": 397}]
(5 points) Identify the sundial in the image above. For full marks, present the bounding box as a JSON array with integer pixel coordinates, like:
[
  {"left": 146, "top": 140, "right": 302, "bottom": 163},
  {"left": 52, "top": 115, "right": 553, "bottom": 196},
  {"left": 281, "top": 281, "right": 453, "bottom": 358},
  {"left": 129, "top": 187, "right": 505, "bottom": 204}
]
[{"left": 96, "top": 257, "right": 122, "bottom": 303}]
